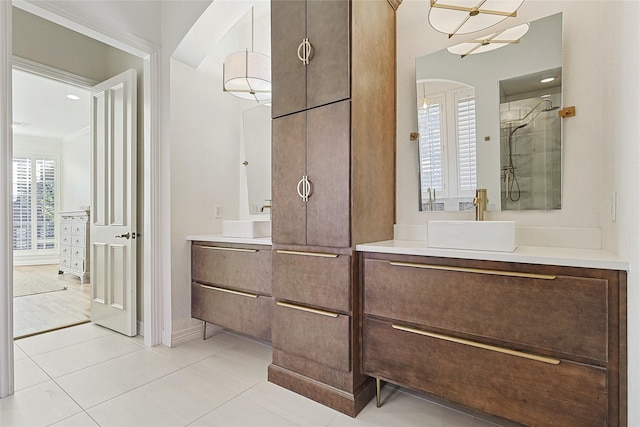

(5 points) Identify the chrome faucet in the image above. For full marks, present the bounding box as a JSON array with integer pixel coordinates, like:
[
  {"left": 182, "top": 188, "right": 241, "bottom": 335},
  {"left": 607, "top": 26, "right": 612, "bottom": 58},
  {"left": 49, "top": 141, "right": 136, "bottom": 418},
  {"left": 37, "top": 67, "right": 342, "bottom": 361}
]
[{"left": 473, "top": 189, "right": 488, "bottom": 221}]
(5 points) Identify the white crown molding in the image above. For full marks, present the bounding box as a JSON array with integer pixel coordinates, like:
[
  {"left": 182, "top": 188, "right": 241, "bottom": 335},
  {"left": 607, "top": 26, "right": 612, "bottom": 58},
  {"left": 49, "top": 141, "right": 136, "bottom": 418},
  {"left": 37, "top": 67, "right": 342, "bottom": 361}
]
[
  {"left": 13, "top": 0, "right": 160, "bottom": 57},
  {"left": 62, "top": 126, "right": 91, "bottom": 143},
  {"left": 12, "top": 56, "right": 98, "bottom": 88}
]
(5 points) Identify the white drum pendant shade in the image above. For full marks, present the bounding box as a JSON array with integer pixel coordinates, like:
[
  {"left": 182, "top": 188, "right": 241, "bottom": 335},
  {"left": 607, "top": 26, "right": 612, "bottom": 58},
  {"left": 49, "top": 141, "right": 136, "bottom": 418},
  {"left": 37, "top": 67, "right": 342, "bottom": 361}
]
[{"left": 223, "top": 50, "right": 271, "bottom": 102}]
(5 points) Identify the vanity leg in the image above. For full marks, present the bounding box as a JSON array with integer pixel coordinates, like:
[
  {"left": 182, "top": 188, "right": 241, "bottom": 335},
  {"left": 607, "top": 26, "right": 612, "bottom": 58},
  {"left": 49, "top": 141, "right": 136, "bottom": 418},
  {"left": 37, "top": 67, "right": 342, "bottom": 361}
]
[
  {"left": 376, "top": 377, "right": 382, "bottom": 408},
  {"left": 202, "top": 321, "right": 206, "bottom": 340}
]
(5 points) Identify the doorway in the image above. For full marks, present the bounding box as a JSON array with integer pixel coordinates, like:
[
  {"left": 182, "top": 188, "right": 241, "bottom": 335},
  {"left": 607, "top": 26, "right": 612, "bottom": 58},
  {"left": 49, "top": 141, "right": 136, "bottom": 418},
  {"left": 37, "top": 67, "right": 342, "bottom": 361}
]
[
  {"left": 12, "top": 67, "right": 92, "bottom": 338},
  {"left": 1, "top": 1, "right": 162, "bottom": 398}
]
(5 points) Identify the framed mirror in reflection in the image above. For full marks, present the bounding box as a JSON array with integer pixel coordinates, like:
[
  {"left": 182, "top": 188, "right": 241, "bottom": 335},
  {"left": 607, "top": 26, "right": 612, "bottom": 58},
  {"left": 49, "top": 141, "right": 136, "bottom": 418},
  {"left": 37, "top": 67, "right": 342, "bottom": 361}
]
[
  {"left": 416, "top": 13, "right": 562, "bottom": 211},
  {"left": 243, "top": 104, "right": 271, "bottom": 214}
]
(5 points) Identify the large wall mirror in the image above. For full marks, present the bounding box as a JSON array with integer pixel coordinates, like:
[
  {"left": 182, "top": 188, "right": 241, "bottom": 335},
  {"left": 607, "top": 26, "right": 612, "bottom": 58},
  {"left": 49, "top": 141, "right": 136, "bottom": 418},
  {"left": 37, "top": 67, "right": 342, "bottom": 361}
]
[
  {"left": 243, "top": 104, "right": 271, "bottom": 214},
  {"left": 416, "top": 13, "right": 562, "bottom": 211}
]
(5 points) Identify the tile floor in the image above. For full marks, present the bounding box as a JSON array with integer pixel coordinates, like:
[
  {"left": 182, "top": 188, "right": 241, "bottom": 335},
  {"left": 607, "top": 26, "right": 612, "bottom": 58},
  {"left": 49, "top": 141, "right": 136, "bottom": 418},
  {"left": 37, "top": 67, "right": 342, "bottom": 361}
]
[{"left": 3, "top": 323, "right": 514, "bottom": 427}]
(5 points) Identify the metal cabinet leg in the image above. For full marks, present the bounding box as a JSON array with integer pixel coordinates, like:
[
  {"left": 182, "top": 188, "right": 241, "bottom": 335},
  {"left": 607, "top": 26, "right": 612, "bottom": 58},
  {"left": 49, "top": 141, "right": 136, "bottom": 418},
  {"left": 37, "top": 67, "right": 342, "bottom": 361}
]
[
  {"left": 376, "top": 377, "right": 382, "bottom": 407},
  {"left": 203, "top": 321, "right": 207, "bottom": 340}
]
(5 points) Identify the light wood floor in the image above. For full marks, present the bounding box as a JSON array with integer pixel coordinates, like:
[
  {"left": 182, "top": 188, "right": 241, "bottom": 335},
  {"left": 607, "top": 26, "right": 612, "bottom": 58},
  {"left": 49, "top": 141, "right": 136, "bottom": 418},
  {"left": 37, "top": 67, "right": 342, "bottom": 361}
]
[{"left": 13, "top": 264, "right": 90, "bottom": 339}]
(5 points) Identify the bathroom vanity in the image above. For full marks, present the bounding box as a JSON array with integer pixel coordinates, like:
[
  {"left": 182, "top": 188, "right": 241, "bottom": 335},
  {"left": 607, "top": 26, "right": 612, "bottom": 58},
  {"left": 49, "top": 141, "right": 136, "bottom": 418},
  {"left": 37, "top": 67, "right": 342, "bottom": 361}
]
[
  {"left": 357, "top": 241, "right": 627, "bottom": 426},
  {"left": 190, "top": 237, "right": 272, "bottom": 342}
]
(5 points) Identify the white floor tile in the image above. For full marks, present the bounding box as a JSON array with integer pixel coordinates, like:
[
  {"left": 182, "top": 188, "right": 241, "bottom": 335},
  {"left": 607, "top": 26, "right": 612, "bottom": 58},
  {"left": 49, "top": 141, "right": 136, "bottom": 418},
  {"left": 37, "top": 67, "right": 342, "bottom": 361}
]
[
  {"left": 14, "top": 357, "right": 50, "bottom": 391},
  {"left": 49, "top": 411, "right": 100, "bottom": 427},
  {"left": 13, "top": 343, "right": 27, "bottom": 361},
  {"left": 168, "top": 331, "right": 249, "bottom": 362},
  {"left": 56, "top": 347, "right": 190, "bottom": 409},
  {"left": 15, "top": 323, "right": 113, "bottom": 357},
  {"left": 32, "top": 333, "right": 144, "bottom": 378},
  {"left": 87, "top": 365, "right": 238, "bottom": 427},
  {"left": 241, "top": 381, "right": 341, "bottom": 427},
  {"left": 0, "top": 381, "right": 82, "bottom": 427},
  {"left": 189, "top": 395, "right": 300, "bottom": 427},
  {"left": 328, "top": 386, "right": 474, "bottom": 427}
]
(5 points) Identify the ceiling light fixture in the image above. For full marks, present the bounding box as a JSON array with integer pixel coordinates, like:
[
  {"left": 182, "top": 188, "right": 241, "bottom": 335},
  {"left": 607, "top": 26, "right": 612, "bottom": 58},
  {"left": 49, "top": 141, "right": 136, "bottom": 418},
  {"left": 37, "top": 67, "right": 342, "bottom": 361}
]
[
  {"left": 429, "top": 0, "right": 525, "bottom": 38},
  {"left": 540, "top": 77, "right": 555, "bottom": 83},
  {"left": 447, "top": 23, "right": 529, "bottom": 58},
  {"left": 223, "top": 7, "right": 271, "bottom": 103},
  {"left": 66, "top": 94, "right": 80, "bottom": 100}
]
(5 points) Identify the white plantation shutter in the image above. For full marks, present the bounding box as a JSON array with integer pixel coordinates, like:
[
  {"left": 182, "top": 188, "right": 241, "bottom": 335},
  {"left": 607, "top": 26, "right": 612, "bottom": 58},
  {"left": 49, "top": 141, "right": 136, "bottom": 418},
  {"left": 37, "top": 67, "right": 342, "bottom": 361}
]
[
  {"left": 12, "top": 154, "right": 58, "bottom": 253},
  {"left": 418, "top": 93, "right": 447, "bottom": 199},
  {"left": 12, "top": 157, "right": 32, "bottom": 250},
  {"left": 455, "top": 91, "right": 477, "bottom": 196}
]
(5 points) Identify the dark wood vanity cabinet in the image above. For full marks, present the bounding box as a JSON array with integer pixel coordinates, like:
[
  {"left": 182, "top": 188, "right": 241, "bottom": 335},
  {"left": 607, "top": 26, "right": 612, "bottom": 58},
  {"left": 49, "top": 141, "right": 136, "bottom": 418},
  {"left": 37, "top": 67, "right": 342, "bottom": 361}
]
[
  {"left": 269, "top": 0, "right": 400, "bottom": 417},
  {"left": 271, "top": 0, "right": 350, "bottom": 119},
  {"left": 361, "top": 252, "right": 627, "bottom": 426},
  {"left": 191, "top": 242, "right": 272, "bottom": 342}
]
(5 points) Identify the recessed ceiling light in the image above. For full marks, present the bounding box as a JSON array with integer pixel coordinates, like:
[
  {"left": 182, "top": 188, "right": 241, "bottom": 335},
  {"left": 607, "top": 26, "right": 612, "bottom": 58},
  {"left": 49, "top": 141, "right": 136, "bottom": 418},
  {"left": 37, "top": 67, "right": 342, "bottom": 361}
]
[
  {"left": 540, "top": 77, "right": 555, "bottom": 83},
  {"left": 67, "top": 94, "right": 80, "bottom": 100}
]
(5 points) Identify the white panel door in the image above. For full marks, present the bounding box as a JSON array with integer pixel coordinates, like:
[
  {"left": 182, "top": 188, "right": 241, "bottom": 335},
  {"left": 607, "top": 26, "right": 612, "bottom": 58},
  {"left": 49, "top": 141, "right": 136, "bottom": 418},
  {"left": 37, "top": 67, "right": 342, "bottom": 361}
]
[{"left": 90, "top": 69, "right": 137, "bottom": 336}]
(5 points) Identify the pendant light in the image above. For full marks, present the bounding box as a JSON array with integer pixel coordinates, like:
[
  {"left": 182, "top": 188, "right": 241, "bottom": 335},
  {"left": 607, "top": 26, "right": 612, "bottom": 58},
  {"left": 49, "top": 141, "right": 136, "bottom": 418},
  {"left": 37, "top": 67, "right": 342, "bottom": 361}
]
[
  {"left": 223, "top": 7, "right": 271, "bottom": 102},
  {"left": 429, "top": 0, "right": 525, "bottom": 38}
]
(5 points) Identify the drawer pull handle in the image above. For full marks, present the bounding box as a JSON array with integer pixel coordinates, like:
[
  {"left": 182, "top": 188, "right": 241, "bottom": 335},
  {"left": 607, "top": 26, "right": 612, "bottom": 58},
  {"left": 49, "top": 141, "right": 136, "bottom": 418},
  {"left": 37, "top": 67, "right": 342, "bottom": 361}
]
[
  {"left": 276, "top": 301, "right": 338, "bottom": 318},
  {"left": 276, "top": 250, "right": 338, "bottom": 258},
  {"left": 389, "top": 261, "right": 556, "bottom": 280},
  {"left": 199, "top": 284, "right": 258, "bottom": 299},
  {"left": 391, "top": 324, "right": 560, "bottom": 365},
  {"left": 202, "top": 246, "right": 258, "bottom": 253}
]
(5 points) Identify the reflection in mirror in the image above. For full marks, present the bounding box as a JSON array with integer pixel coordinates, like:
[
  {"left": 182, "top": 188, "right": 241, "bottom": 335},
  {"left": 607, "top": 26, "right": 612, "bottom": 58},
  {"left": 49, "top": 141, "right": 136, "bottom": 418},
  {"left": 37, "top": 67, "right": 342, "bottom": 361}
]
[
  {"left": 415, "top": 13, "right": 562, "bottom": 212},
  {"left": 418, "top": 80, "right": 476, "bottom": 212},
  {"left": 500, "top": 69, "right": 561, "bottom": 210},
  {"left": 243, "top": 105, "right": 271, "bottom": 214}
]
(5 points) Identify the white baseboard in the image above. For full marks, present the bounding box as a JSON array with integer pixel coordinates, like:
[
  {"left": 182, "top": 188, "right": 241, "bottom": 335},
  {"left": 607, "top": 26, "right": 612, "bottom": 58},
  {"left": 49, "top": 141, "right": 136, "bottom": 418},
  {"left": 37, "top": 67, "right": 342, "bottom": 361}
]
[{"left": 166, "top": 321, "right": 223, "bottom": 347}]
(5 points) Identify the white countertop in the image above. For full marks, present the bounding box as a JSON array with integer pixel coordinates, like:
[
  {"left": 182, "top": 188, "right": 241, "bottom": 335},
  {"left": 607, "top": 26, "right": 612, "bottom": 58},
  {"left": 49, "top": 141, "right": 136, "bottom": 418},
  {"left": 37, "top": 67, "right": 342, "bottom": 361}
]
[
  {"left": 356, "top": 240, "right": 629, "bottom": 271},
  {"left": 187, "top": 234, "right": 272, "bottom": 246}
]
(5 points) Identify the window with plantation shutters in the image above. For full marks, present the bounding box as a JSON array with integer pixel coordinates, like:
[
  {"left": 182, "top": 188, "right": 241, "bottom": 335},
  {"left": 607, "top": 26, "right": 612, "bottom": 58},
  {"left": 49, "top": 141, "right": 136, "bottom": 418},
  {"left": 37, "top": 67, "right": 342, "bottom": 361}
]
[
  {"left": 417, "top": 93, "right": 446, "bottom": 201},
  {"left": 12, "top": 154, "right": 58, "bottom": 253},
  {"left": 455, "top": 89, "right": 477, "bottom": 197},
  {"left": 417, "top": 81, "right": 476, "bottom": 211}
]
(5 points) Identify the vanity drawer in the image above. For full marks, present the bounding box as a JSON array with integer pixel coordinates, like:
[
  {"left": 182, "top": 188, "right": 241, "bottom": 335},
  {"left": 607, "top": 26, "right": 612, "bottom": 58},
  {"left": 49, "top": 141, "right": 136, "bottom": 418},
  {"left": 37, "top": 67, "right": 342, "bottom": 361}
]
[
  {"left": 364, "top": 258, "right": 609, "bottom": 361},
  {"left": 191, "top": 244, "right": 271, "bottom": 295},
  {"left": 272, "top": 249, "right": 351, "bottom": 313},
  {"left": 272, "top": 301, "right": 350, "bottom": 372},
  {"left": 363, "top": 317, "right": 607, "bottom": 427},
  {"left": 191, "top": 282, "right": 272, "bottom": 342}
]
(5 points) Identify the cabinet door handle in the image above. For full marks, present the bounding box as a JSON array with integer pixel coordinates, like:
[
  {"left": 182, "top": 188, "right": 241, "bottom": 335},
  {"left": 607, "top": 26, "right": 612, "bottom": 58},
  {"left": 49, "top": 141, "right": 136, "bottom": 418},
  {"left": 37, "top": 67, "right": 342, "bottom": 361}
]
[
  {"left": 391, "top": 324, "right": 560, "bottom": 365},
  {"left": 296, "top": 175, "right": 312, "bottom": 202},
  {"left": 389, "top": 261, "right": 557, "bottom": 280},
  {"left": 202, "top": 246, "right": 258, "bottom": 253},
  {"left": 276, "top": 250, "right": 338, "bottom": 258},
  {"left": 297, "top": 37, "right": 313, "bottom": 65},
  {"left": 277, "top": 301, "right": 338, "bottom": 318},
  {"left": 199, "top": 284, "right": 258, "bottom": 299}
]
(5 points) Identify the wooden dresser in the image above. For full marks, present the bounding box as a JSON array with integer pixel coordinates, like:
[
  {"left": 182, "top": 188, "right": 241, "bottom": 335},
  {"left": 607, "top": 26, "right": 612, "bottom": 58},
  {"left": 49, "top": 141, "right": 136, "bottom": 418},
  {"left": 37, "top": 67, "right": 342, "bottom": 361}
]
[
  {"left": 58, "top": 210, "right": 90, "bottom": 283},
  {"left": 361, "top": 251, "right": 627, "bottom": 426}
]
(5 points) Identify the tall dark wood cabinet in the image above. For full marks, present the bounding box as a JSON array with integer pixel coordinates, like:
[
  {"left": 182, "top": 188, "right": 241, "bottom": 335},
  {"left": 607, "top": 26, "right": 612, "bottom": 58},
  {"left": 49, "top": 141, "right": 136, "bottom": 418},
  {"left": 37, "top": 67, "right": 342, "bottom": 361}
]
[{"left": 269, "top": 0, "right": 401, "bottom": 417}]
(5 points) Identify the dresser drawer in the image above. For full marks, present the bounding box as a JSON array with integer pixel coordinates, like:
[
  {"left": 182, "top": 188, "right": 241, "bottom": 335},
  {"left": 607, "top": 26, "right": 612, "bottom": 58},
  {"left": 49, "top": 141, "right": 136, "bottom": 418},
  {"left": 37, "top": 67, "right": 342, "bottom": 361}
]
[
  {"left": 71, "top": 224, "right": 86, "bottom": 235},
  {"left": 60, "top": 223, "right": 73, "bottom": 234},
  {"left": 70, "top": 258, "right": 85, "bottom": 271},
  {"left": 363, "top": 317, "right": 607, "bottom": 427},
  {"left": 272, "top": 302, "right": 350, "bottom": 372},
  {"left": 192, "top": 244, "right": 271, "bottom": 295},
  {"left": 364, "top": 258, "right": 608, "bottom": 361},
  {"left": 273, "top": 249, "right": 351, "bottom": 313},
  {"left": 61, "top": 234, "right": 72, "bottom": 246},
  {"left": 191, "top": 282, "right": 272, "bottom": 342},
  {"left": 71, "top": 235, "right": 86, "bottom": 247},
  {"left": 72, "top": 247, "right": 85, "bottom": 259},
  {"left": 60, "top": 245, "right": 72, "bottom": 257},
  {"left": 60, "top": 256, "right": 71, "bottom": 268}
]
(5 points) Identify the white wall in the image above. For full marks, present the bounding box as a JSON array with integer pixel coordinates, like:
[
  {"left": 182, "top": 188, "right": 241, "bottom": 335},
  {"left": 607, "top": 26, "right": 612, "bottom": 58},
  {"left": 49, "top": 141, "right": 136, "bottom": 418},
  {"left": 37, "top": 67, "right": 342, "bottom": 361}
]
[
  {"left": 60, "top": 130, "right": 90, "bottom": 211},
  {"left": 398, "top": 0, "right": 639, "bottom": 423}
]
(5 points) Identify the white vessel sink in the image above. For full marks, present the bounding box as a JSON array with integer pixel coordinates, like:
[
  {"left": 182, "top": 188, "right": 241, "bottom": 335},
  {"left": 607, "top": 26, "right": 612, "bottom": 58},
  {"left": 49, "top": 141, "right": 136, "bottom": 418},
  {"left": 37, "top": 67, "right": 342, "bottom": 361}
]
[
  {"left": 222, "top": 220, "right": 271, "bottom": 238},
  {"left": 427, "top": 220, "right": 516, "bottom": 252}
]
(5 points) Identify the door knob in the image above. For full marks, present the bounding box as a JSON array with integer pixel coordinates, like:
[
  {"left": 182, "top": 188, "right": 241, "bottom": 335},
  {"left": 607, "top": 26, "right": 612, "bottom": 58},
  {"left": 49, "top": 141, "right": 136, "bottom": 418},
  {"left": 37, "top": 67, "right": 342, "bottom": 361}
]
[{"left": 115, "top": 232, "right": 140, "bottom": 239}]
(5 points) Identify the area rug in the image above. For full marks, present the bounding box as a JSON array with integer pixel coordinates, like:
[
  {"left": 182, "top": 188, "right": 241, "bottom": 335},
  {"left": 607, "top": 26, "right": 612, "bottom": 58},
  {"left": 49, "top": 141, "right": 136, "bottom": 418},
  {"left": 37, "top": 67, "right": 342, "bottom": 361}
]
[{"left": 13, "top": 266, "right": 67, "bottom": 297}]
